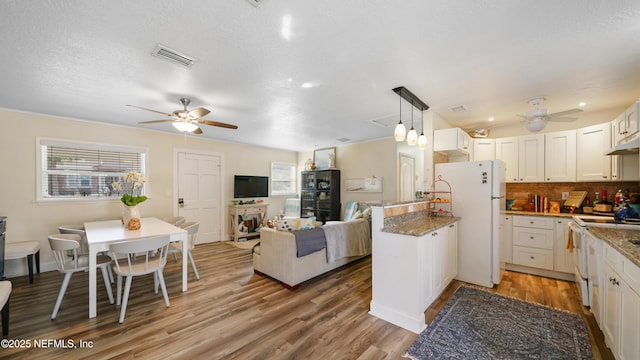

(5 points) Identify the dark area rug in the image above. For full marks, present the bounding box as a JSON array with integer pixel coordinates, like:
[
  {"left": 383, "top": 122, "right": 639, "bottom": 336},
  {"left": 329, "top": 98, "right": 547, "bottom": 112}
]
[{"left": 405, "top": 285, "right": 594, "bottom": 360}]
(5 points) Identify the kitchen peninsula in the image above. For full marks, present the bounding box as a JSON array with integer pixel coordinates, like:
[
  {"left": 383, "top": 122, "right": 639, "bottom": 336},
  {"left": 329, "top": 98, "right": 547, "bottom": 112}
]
[{"left": 369, "top": 201, "right": 460, "bottom": 333}]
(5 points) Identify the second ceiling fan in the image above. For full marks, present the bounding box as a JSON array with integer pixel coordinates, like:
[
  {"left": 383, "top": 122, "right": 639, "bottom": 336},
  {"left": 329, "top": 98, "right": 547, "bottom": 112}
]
[
  {"left": 517, "top": 97, "right": 583, "bottom": 132},
  {"left": 128, "top": 98, "right": 238, "bottom": 134}
]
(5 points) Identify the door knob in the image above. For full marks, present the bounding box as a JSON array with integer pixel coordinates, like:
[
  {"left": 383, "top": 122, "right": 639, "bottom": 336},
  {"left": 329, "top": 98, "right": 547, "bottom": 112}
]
[{"left": 178, "top": 198, "right": 184, "bottom": 208}]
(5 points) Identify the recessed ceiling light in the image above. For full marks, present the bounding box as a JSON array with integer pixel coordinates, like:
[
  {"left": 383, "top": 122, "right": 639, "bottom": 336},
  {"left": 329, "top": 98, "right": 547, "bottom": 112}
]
[
  {"left": 287, "top": 78, "right": 293, "bottom": 82},
  {"left": 579, "top": 102, "right": 586, "bottom": 107},
  {"left": 281, "top": 15, "right": 292, "bottom": 40},
  {"left": 301, "top": 82, "right": 318, "bottom": 89},
  {"left": 488, "top": 117, "right": 494, "bottom": 122}
]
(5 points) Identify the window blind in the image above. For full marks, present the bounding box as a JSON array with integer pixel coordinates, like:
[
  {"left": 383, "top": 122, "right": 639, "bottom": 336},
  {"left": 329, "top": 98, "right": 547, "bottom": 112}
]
[{"left": 39, "top": 139, "right": 146, "bottom": 200}]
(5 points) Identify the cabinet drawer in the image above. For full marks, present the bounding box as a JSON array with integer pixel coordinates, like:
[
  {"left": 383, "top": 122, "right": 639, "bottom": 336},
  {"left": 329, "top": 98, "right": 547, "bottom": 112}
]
[
  {"left": 513, "top": 227, "right": 554, "bottom": 249},
  {"left": 513, "top": 246, "right": 554, "bottom": 270},
  {"left": 605, "top": 243, "right": 640, "bottom": 293},
  {"left": 513, "top": 216, "right": 554, "bottom": 229},
  {"left": 603, "top": 243, "right": 624, "bottom": 273}
]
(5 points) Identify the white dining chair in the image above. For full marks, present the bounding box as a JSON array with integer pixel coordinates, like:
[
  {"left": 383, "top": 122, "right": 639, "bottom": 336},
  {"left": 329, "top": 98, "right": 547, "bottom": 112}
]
[
  {"left": 59, "top": 224, "right": 114, "bottom": 283},
  {"left": 48, "top": 234, "right": 114, "bottom": 319},
  {"left": 109, "top": 235, "right": 171, "bottom": 323},
  {"left": 162, "top": 216, "right": 186, "bottom": 227},
  {"left": 167, "top": 222, "right": 200, "bottom": 280}
]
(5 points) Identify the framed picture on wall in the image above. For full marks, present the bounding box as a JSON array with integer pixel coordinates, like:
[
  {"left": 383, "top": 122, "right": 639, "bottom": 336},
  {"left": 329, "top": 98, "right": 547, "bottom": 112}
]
[{"left": 313, "top": 147, "right": 336, "bottom": 170}]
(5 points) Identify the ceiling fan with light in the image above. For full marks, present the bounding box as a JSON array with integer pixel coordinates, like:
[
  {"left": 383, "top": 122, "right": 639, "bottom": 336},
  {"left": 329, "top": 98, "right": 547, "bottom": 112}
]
[
  {"left": 127, "top": 98, "right": 238, "bottom": 134},
  {"left": 517, "top": 97, "right": 582, "bottom": 132}
]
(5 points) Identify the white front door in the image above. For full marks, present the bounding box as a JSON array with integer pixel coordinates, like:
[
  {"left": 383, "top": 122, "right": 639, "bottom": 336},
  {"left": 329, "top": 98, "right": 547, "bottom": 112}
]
[
  {"left": 176, "top": 151, "right": 222, "bottom": 243},
  {"left": 399, "top": 153, "right": 415, "bottom": 202}
]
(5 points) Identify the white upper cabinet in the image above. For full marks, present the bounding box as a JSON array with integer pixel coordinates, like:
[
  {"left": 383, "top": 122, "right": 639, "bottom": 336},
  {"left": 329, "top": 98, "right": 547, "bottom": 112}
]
[
  {"left": 472, "top": 138, "right": 496, "bottom": 161},
  {"left": 495, "top": 137, "right": 519, "bottom": 182},
  {"left": 544, "top": 130, "right": 576, "bottom": 182},
  {"left": 434, "top": 128, "right": 470, "bottom": 155},
  {"left": 496, "top": 135, "right": 544, "bottom": 182},
  {"left": 518, "top": 134, "right": 545, "bottom": 182},
  {"left": 615, "top": 100, "right": 639, "bottom": 143},
  {"left": 577, "top": 123, "right": 611, "bottom": 181}
]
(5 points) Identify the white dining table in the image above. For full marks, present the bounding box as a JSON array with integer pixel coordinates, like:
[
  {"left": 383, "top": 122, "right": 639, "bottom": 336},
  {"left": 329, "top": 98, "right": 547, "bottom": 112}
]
[{"left": 84, "top": 217, "right": 188, "bottom": 318}]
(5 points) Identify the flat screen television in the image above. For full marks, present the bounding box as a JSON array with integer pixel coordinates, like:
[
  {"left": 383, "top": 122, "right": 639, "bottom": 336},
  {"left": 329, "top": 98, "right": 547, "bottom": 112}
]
[{"left": 234, "top": 175, "right": 269, "bottom": 198}]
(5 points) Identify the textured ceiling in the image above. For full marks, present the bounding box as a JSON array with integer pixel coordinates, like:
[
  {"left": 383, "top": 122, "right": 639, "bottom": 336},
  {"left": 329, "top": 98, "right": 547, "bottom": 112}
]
[{"left": 1, "top": 0, "right": 640, "bottom": 151}]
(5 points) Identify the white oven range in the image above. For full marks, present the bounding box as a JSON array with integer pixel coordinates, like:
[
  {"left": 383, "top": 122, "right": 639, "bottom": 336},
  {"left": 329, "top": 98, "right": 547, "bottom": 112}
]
[{"left": 569, "top": 215, "right": 640, "bottom": 308}]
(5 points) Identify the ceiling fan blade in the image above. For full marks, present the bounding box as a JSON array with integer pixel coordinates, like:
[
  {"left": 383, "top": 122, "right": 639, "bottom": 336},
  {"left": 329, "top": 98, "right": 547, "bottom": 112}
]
[
  {"left": 198, "top": 120, "right": 239, "bottom": 129},
  {"left": 192, "top": 127, "right": 203, "bottom": 134},
  {"left": 188, "top": 107, "right": 210, "bottom": 119},
  {"left": 139, "top": 119, "right": 176, "bottom": 124},
  {"left": 126, "top": 104, "right": 173, "bottom": 117},
  {"left": 548, "top": 108, "right": 583, "bottom": 117},
  {"left": 549, "top": 117, "right": 578, "bottom": 122}
]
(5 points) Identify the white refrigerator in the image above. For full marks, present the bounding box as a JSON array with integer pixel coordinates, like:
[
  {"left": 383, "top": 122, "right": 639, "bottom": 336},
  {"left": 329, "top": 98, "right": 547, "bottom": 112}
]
[{"left": 434, "top": 160, "right": 506, "bottom": 288}]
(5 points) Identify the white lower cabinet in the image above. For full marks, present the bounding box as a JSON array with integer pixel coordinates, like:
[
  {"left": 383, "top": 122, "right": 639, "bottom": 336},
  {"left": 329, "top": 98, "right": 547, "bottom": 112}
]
[
  {"left": 369, "top": 211, "right": 458, "bottom": 334},
  {"left": 553, "top": 218, "right": 574, "bottom": 273},
  {"left": 512, "top": 216, "right": 554, "bottom": 271},
  {"left": 601, "top": 243, "right": 640, "bottom": 360},
  {"left": 508, "top": 215, "right": 575, "bottom": 275}
]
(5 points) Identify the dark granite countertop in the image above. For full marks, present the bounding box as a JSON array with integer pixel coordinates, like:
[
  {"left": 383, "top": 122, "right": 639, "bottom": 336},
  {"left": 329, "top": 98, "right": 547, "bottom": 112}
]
[
  {"left": 587, "top": 227, "right": 640, "bottom": 268},
  {"left": 381, "top": 210, "right": 461, "bottom": 237}
]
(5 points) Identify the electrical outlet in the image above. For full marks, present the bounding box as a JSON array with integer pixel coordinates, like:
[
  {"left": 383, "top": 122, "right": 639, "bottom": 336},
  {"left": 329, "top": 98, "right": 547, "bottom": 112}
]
[{"left": 562, "top": 192, "right": 569, "bottom": 200}]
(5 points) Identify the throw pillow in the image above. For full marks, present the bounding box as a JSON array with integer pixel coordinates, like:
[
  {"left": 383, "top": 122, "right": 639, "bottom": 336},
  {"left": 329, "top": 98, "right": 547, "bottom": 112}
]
[{"left": 274, "top": 217, "right": 316, "bottom": 231}]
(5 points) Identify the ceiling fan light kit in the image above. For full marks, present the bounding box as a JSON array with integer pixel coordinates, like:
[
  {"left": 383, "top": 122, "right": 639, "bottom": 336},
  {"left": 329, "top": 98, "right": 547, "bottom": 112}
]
[
  {"left": 518, "top": 96, "right": 582, "bottom": 133},
  {"left": 129, "top": 97, "right": 238, "bottom": 135},
  {"left": 172, "top": 121, "right": 199, "bottom": 132},
  {"left": 524, "top": 118, "right": 547, "bottom": 132}
]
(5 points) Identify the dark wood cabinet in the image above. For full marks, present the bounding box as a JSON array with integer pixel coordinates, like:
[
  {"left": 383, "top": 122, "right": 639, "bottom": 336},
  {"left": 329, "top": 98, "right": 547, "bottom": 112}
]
[{"left": 300, "top": 170, "right": 340, "bottom": 223}]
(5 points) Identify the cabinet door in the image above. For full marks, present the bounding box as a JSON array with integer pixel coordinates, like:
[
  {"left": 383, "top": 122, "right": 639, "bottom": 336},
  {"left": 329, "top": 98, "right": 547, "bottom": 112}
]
[
  {"left": 619, "top": 279, "right": 640, "bottom": 360},
  {"left": 624, "top": 101, "right": 639, "bottom": 139},
  {"left": 545, "top": 131, "right": 576, "bottom": 182},
  {"left": 577, "top": 123, "right": 611, "bottom": 181},
  {"left": 500, "top": 215, "right": 513, "bottom": 264},
  {"left": 445, "top": 222, "right": 458, "bottom": 284},
  {"left": 518, "top": 134, "right": 545, "bottom": 182},
  {"left": 603, "top": 263, "right": 621, "bottom": 354},
  {"left": 431, "top": 229, "right": 446, "bottom": 297},
  {"left": 613, "top": 112, "right": 626, "bottom": 144},
  {"left": 496, "top": 137, "right": 519, "bottom": 182},
  {"left": 553, "top": 218, "right": 574, "bottom": 273},
  {"left": 473, "top": 139, "right": 496, "bottom": 161}
]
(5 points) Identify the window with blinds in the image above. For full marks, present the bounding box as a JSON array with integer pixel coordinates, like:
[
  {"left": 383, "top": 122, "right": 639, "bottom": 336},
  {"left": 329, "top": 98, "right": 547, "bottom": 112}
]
[
  {"left": 38, "top": 138, "right": 147, "bottom": 201},
  {"left": 270, "top": 161, "right": 297, "bottom": 196}
]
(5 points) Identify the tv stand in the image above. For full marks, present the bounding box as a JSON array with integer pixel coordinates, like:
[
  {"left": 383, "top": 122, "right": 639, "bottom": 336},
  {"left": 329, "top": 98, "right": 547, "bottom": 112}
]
[{"left": 230, "top": 203, "right": 268, "bottom": 242}]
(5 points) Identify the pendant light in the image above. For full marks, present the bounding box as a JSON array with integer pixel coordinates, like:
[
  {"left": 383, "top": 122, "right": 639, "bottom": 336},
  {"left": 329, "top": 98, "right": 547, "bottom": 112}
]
[
  {"left": 417, "top": 110, "right": 427, "bottom": 149},
  {"left": 394, "top": 94, "right": 406, "bottom": 141},
  {"left": 406, "top": 100, "right": 418, "bottom": 146}
]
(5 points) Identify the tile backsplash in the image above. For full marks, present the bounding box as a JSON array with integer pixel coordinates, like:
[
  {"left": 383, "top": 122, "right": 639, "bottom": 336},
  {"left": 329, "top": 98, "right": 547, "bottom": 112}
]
[{"left": 506, "top": 181, "right": 640, "bottom": 203}]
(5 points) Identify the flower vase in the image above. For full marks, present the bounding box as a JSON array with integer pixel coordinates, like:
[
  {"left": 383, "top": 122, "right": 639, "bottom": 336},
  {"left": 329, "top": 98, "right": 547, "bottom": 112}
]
[{"left": 122, "top": 205, "right": 141, "bottom": 230}]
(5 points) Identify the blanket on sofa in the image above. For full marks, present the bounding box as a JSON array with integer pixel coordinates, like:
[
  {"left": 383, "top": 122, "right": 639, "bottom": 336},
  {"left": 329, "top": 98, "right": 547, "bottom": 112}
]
[
  {"left": 323, "top": 219, "right": 371, "bottom": 263},
  {"left": 294, "top": 227, "right": 327, "bottom": 257}
]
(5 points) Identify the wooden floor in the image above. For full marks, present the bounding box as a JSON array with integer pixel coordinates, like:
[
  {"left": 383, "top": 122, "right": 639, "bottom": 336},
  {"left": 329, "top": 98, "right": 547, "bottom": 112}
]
[{"left": 3, "top": 241, "right": 613, "bottom": 359}]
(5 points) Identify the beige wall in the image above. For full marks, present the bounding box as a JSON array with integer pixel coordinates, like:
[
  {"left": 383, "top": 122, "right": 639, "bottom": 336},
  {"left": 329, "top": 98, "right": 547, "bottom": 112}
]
[{"left": 0, "top": 109, "right": 297, "bottom": 276}]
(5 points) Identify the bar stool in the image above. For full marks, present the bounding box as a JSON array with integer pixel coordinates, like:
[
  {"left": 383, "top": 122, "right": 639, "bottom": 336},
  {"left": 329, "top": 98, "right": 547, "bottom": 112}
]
[{"left": 5, "top": 241, "right": 40, "bottom": 283}]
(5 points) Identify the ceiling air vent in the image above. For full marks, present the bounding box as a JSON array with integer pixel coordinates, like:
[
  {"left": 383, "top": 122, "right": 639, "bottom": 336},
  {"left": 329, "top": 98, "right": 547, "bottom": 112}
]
[
  {"left": 151, "top": 44, "right": 198, "bottom": 68},
  {"left": 450, "top": 105, "right": 467, "bottom": 112},
  {"left": 337, "top": 137, "right": 350, "bottom": 142},
  {"left": 246, "top": 0, "right": 266, "bottom": 7}
]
